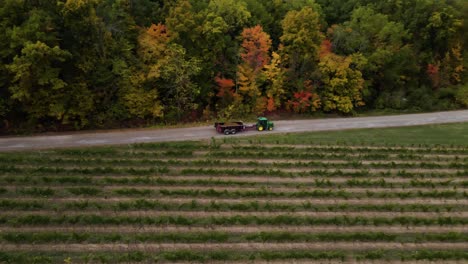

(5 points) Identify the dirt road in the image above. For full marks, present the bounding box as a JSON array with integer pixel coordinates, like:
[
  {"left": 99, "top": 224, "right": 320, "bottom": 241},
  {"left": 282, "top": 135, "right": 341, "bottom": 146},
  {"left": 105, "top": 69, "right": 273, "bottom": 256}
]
[{"left": 1, "top": 110, "right": 467, "bottom": 152}]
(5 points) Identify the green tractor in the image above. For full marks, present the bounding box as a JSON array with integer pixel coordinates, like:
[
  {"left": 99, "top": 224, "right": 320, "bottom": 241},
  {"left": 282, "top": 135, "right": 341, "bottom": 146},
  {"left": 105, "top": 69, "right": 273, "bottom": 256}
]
[{"left": 256, "top": 117, "right": 274, "bottom": 131}]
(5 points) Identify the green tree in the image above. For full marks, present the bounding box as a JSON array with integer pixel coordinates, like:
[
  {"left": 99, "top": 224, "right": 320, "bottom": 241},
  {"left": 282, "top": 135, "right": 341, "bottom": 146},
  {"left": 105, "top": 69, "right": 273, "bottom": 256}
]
[
  {"left": 0, "top": 0, "right": 62, "bottom": 126},
  {"left": 61, "top": 0, "right": 137, "bottom": 126},
  {"left": 330, "top": 7, "right": 416, "bottom": 108},
  {"left": 207, "top": 0, "right": 251, "bottom": 34},
  {"left": 158, "top": 44, "right": 201, "bottom": 121},
  {"left": 6, "top": 41, "right": 75, "bottom": 122}
]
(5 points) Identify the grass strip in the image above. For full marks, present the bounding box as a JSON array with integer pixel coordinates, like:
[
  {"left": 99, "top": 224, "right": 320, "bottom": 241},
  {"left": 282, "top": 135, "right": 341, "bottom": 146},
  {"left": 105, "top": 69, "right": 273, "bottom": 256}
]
[{"left": 221, "top": 122, "right": 468, "bottom": 146}]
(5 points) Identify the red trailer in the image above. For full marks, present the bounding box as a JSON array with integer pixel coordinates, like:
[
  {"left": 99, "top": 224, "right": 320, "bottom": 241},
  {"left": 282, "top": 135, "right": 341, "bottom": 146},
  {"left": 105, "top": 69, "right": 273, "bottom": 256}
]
[
  {"left": 214, "top": 121, "right": 255, "bottom": 135},
  {"left": 214, "top": 117, "right": 274, "bottom": 135}
]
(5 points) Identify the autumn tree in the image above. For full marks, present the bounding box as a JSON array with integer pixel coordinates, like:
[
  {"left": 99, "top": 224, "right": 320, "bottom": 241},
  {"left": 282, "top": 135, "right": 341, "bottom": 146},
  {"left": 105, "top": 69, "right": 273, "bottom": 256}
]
[
  {"left": 215, "top": 75, "right": 236, "bottom": 107},
  {"left": 124, "top": 23, "right": 170, "bottom": 120},
  {"left": 318, "top": 44, "right": 366, "bottom": 113},
  {"left": 240, "top": 25, "right": 272, "bottom": 72},
  {"left": 263, "top": 52, "right": 286, "bottom": 111},
  {"left": 280, "top": 6, "right": 324, "bottom": 88},
  {"left": 236, "top": 25, "right": 272, "bottom": 114},
  {"left": 286, "top": 80, "right": 321, "bottom": 113}
]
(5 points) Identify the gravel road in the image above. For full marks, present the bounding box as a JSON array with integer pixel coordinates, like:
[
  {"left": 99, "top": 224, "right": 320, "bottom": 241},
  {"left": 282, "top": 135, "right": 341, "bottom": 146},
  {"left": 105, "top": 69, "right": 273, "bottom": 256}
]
[{"left": 1, "top": 110, "right": 467, "bottom": 152}]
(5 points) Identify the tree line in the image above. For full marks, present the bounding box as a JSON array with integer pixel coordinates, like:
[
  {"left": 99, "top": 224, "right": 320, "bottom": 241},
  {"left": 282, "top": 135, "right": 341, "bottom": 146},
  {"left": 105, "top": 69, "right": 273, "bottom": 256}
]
[{"left": 0, "top": 0, "right": 466, "bottom": 132}]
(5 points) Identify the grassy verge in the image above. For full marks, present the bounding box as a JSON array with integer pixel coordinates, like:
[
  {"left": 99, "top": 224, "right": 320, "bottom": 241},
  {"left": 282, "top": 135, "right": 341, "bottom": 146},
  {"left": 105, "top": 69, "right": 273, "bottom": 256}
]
[{"left": 221, "top": 122, "right": 468, "bottom": 146}]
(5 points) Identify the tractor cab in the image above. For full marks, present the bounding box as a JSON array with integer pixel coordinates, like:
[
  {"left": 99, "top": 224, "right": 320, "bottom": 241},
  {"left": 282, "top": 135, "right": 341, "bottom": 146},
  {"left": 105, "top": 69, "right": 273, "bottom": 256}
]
[{"left": 256, "top": 117, "right": 274, "bottom": 131}]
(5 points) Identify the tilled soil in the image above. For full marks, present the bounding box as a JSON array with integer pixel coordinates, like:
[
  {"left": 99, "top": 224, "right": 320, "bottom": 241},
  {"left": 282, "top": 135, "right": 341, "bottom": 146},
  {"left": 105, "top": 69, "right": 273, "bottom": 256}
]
[
  {"left": 8, "top": 197, "right": 468, "bottom": 205},
  {"left": 1, "top": 242, "right": 467, "bottom": 252},
  {"left": 3, "top": 210, "right": 466, "bottom": 218}
]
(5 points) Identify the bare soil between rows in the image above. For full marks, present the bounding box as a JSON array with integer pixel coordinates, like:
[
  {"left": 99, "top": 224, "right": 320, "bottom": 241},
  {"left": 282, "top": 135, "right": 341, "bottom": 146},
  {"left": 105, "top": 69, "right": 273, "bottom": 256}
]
[
  {"left": 9, "top": 197, "right": 468, "bottom": 205},
  {"left": 1, "top": 242, "right": 467, "bottom": 252},
  {"left": 3, "top": 210, "right": 466, "bottom": 218}
]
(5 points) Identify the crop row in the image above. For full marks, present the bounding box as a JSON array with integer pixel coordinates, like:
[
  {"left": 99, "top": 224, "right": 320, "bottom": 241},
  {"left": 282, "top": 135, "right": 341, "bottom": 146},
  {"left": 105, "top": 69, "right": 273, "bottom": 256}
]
[
  {"left": 1, "top": 199, "right": 466, "bottom": 212},
  {"left": 0, "top": 165, "right": 465, "bottom": 178},
  {"left": 3, "top": 144, "right": 467, "bottom": 162},
  {"left": 2, "top": 149, "right": 467, "bottom": 162},
  {"left": 2, "top": 231, "right": 467, "bottom": 244},
  {"left": 226, "top": 145, "right": 468, "bottom": 154},
  {"left": 1, "top": 215, "right": 466, "bottom": 226},
  {"left": 0, "top": 165, "right": 170, "bottom": 176},
  {"left": 1, "top": 249, "right": 467, "bottom": 263},
  {"left": 180, "top": 168, "right": 466, "bottom": 178},
  {"left": 2, "top": 157, "right": 466, "bottom": 170},
  {"left": 211, "top": 151, "right": 468, "bottom": 162},
  {"left": 225, "top": 139, "right": 468, "bottom": 149},
  {"left": 0, "top": 147, "right": 468, "bottom": 162},
  {"left": 2, "top": 175, "right": 465, "bottom": 189},
  {"left": 2, "top": 187, "right": 467, "bottom": 199}
]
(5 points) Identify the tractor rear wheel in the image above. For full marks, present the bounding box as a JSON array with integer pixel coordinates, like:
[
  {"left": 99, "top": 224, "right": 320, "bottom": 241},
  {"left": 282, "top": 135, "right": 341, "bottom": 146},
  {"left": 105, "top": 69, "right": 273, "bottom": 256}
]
[{"left": 258, "top": 126, "right": 264, "bottom": 131}]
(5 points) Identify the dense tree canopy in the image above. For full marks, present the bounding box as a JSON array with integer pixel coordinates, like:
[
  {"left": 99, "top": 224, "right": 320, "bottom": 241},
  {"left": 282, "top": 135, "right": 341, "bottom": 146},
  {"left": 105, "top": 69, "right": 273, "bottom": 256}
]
[{"left": 0, "top": 0, "right": 466, "bottom": 132}]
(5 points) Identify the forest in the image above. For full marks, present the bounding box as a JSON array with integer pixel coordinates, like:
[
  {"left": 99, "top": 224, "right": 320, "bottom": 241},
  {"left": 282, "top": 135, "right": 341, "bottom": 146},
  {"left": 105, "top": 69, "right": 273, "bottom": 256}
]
[{"left": 0, "top": 0, "right": 466, "bottom": 132}]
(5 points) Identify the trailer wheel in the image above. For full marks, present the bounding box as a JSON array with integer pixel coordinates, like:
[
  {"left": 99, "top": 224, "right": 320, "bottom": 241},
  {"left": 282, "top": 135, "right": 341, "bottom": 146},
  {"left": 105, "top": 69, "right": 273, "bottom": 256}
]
[
  {"left": 224, "top": 129, "right": 230, "bottom": 135},
  {"left": 231, "top": 129, "right": 237, "bottom": 134}
]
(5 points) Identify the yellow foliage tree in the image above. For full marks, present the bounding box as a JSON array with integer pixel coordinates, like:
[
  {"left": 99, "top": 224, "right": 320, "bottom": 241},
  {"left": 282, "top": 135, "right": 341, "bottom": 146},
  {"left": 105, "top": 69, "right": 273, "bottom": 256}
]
[
  {"left": 441, "top": 42, "right": 465, "bottom": 86},
  {"left": 123, "top": 73, "right": 164, "bottom": 118},
  {"left": 263, "top": 52, "right": 286, "bottom": 111},
  {"left": 319, "top": 53, "right": 365, "bottom": 113}
]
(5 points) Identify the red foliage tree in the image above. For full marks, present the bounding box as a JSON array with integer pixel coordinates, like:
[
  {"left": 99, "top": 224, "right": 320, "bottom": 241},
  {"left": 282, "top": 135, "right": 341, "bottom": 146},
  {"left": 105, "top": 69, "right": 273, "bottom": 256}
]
[
  {"left": 286, "top": 80, "right": 321, "bottom": 113},
  {"left": 427, "top": 63, "right": 440, "bottom": 88},
  {"left": 215, "top": 75, "right": 235, "bottom": 98}
]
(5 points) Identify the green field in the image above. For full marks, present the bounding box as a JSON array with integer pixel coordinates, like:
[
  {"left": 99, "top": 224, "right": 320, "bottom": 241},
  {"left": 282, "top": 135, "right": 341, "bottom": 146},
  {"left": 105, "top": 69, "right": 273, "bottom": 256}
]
[{"left": 0, "top": 123, "right": 467, "bottom": 263}]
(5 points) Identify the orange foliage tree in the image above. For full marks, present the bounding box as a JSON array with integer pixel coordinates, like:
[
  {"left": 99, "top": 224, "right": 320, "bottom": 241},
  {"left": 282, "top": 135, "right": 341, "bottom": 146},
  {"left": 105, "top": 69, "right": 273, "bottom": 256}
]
[
  {"left": 236, "top": 25, "right": 272, "bottom": 114},
  {"left": 240, "top": 25, "right": 272, "bottom": 73}
]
